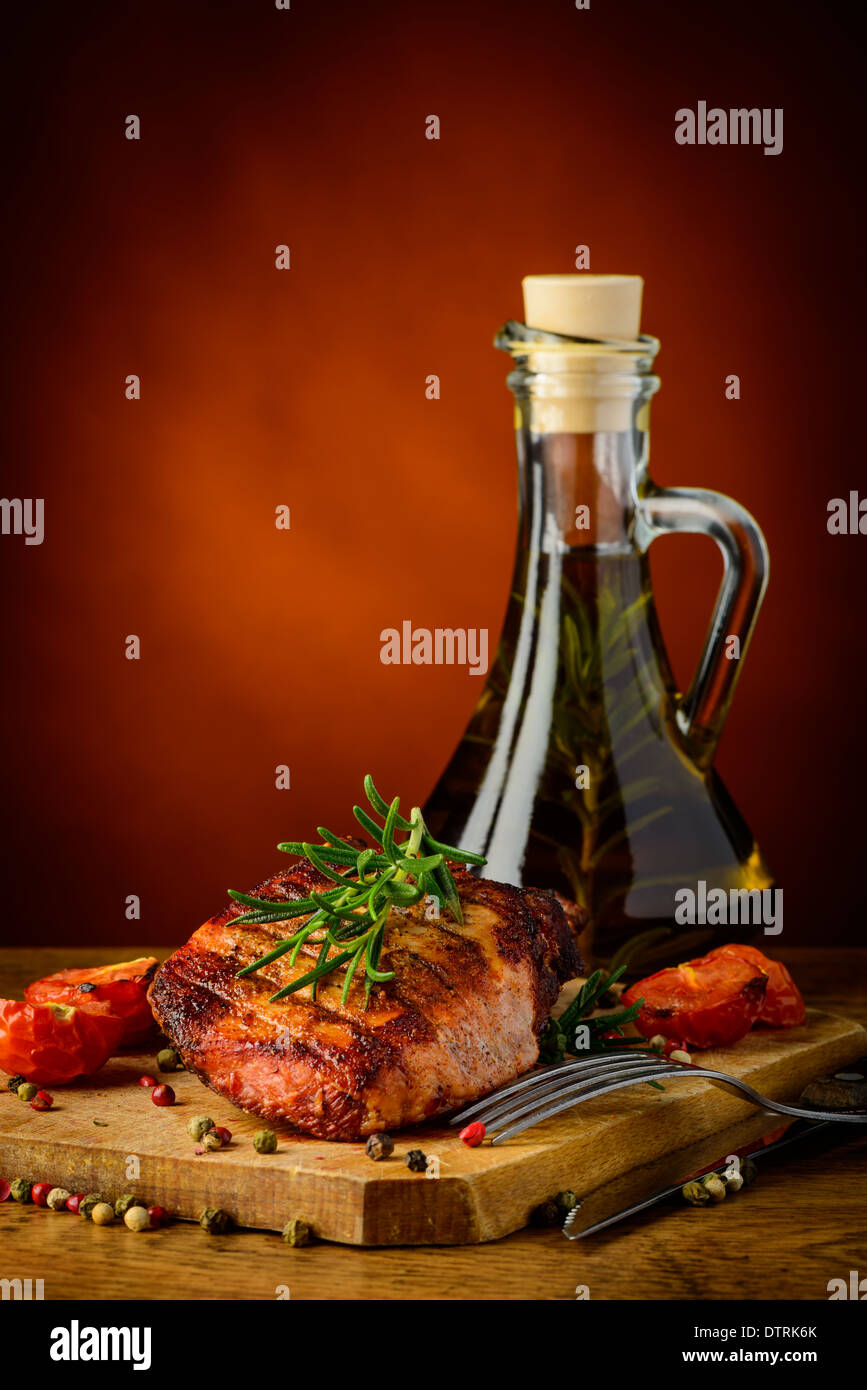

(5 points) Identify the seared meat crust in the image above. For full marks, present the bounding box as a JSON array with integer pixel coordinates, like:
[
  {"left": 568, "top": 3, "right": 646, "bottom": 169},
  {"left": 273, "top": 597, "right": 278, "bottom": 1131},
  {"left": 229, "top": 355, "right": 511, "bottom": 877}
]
[{"left": 149, "top": 863, "right": 581, "bottom": 1140}]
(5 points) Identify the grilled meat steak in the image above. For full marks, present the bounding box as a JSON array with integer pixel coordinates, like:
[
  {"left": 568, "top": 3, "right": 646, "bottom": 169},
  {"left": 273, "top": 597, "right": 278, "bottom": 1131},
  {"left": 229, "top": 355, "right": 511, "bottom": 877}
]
[{"left": 149, "top": 862, "right": 582, "bottom": 1140}]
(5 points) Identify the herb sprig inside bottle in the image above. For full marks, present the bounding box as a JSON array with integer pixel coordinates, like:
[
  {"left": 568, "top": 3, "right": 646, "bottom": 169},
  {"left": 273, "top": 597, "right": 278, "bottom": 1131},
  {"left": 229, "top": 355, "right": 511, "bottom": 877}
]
[{"left": 231, "top": 775, "right": 486, "bottom": 1007}]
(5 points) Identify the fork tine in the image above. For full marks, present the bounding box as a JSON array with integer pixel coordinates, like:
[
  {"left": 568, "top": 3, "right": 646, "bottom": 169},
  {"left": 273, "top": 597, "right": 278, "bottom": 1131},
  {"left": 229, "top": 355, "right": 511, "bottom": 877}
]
[
  {"left": 450, "top": 1049, "right": 662, "bottom": 1126},
  {"left": 490, "top": 1063, "right": 683, "bottom": 1143},
  {"left": 486, "top": 1061, "right": 678, "bottom": 1141},
  {"left": 466, "top": 1058, "right": 669, "bottom": 1130}
]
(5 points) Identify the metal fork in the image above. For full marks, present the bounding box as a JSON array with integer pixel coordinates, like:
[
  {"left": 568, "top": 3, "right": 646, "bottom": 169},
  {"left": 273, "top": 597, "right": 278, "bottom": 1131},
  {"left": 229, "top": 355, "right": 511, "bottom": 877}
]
[{"left": 450, "top": 1050, "right": 867, "bottom": 1144}]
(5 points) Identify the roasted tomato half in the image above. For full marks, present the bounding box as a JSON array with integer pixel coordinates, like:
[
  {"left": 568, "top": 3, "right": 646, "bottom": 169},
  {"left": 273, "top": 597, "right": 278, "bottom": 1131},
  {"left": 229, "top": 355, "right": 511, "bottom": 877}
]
[
  {"left": 704, "top": 944, "right": 806, "bottom": 1028},
  {"left": 623, "top": 951, "right": 768, "bottom": 1048},
  {"left": 0, "top": 1000, "right": 125, "bottom": 1085},
  {"left": 25, "top": 957, "right": 158, "bottom": 1046}
]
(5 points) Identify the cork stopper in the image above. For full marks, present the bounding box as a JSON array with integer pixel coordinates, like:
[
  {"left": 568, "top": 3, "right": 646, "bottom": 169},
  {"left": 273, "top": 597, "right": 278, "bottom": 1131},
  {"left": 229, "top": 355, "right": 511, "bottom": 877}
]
[
  {"left": 517, "top": 274, "right": 647, "bottom": 432},
  {"left": 522, "top": 274, "right": 643, "bottom": 340}
]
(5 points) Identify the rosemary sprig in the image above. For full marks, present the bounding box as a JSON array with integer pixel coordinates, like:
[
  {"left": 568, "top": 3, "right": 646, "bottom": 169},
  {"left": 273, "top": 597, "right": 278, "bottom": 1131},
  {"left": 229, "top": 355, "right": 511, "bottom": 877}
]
[
  {"left": 231, "top": 774, "right": 486, "bottom": 1007},
  {"left": 539, "top": 966, "right": 664, "bottom": 1088}
]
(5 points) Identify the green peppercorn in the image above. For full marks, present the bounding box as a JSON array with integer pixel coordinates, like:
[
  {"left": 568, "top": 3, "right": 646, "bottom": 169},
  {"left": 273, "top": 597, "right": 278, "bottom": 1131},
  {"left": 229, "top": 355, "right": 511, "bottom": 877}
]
[
  {"left": 157, "top": 1047, "right": 183, "bottom": 1073},
  {"left": 702, "top": 1174, "right": 727, "bottom": 1204},
  {"left": 17, "top": 1083, "right": 38, "bottom": 1103},
  {"left": 404, "top": 1148, "right": 427, "bottom": 1173},
  {"left": 79, "top": 1192, "right": 108, "bottom": 1220},
  {"left": 555, "top": 1190, "right": 579, "bottom": 1216},
  {"left": 530, "top": 1199, "right": 560, "bottom": 1227},
  {"left": 187, "top": 1115, "right": 215, "bottom": 1141},
  {"left": 199, "top": 1207, "right": 232, "bottom": 1235},
  {"left": 6, "top": 1073, "right": 26, "bottom": 1092},
  {"left": 281, "top": 1218, "right": 312, "bottom": 1247},
  {"left": 365, "top": 1132, "right": 394, "bottom": 1161},
  {"left": 253, "top": 1129, "right": 278, "bottom": 1154},
  {"left": 114, "top": 1193, "right": 146, "bottom": 1218},
  {"left": 46, "top": 1187, "right": 72, "bottom": 1211},
  {"left": 10, "top": 1179, "right": 32, "bottom": 1203},
  {"left": 682, "top": 1180, "right": 710, "bottom": 1206}
]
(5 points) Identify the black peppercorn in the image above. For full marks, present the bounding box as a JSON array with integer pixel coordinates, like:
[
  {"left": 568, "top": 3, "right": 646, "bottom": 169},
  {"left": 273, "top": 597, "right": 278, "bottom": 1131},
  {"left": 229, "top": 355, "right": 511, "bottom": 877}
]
[
  {"left": 365, "top": 1132, "right": 394, "bottom": 1161},
  {"left": 404, "top": 1148, "right": 427, "bottom": 1173},
  {"left": 6, "top": 1074, "right": 26, "bottom": 1092},
  {"left": 530, "top": 1199, "right": 560, "bottom": 1227},
  {"left": 78, "top": 982, "right": 97, "bottom": 993}
]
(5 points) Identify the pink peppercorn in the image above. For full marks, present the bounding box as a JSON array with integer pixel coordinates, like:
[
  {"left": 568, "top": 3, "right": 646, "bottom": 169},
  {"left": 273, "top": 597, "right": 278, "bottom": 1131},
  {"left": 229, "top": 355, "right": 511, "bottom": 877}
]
[
  {"left": 459, "top": 1121, "right": 486, "bottom": 1147},
  {"left": 151, "top": 1084, "right": 175, "bottom": 1107},
  {"left": 138, "top": 1075, "right": 158, "bottom": 1087}
]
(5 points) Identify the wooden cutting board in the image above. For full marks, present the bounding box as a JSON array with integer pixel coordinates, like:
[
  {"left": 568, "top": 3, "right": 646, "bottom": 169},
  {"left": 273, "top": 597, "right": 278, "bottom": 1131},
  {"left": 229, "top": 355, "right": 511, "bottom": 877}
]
[{"left": 1, "top": 1006, "right": 864, "bottom": 1245}]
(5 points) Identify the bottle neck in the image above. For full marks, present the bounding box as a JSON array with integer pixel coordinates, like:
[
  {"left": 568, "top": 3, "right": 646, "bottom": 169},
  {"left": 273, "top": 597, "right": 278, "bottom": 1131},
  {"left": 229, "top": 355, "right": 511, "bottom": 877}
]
[
  {"left": 514, "top": 428, "right": 649, "bottom": 553},
  {"left": 501, "top": 321, "right": 660, "bottom": 554}
]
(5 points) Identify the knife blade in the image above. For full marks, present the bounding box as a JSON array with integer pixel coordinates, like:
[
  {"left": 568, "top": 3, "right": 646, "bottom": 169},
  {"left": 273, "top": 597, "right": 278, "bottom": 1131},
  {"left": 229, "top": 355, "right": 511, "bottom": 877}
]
[{"left": 563, "top": 1118, "right": 843, "bottom": 1240}]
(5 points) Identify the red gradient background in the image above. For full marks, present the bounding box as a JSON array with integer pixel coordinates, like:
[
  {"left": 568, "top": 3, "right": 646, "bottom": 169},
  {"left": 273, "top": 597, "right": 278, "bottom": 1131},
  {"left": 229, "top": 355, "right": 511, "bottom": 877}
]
[{"left": 1, "top": 0, "right": 864, "bottom": 947}]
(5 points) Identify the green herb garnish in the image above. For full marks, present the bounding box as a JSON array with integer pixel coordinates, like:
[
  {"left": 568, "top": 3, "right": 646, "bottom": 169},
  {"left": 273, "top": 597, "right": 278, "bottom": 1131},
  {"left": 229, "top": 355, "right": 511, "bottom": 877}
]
[
  {"left": 540, "top": 966, "right": 663, "bottom": 1088},
  {"left": 231, "top": 774, "right": 486, "bottom": 1007}
]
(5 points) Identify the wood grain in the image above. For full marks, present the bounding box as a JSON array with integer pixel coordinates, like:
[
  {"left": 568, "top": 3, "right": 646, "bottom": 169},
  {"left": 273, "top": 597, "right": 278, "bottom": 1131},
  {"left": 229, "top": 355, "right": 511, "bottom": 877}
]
[{"left": 2, "top": 948, "right": 866, "bottom": 1298}]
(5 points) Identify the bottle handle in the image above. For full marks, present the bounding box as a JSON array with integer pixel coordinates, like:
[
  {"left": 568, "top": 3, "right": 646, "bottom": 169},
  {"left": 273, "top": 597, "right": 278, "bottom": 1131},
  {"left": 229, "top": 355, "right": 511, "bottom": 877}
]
[{"left": 635, "top": 486, "right": 769, "bottom": 767}]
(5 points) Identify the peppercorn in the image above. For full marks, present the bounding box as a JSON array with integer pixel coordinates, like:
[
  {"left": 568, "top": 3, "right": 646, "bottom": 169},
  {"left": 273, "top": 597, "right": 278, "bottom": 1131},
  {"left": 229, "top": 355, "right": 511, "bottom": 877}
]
[
  {"left": 46, "top": 1187, "right": 71, "bottom": 1211},
  {"left": 740, "top": 1156, "right": 758, "bottom": 1186},
  {"left": 555, "top": 1190, "right": 579, "bottom": 1216},
  {"left": 724, "top": 1170, "right": 745, "bottom": 1194},
  {"left": 30, "top": 1090, "right": 54, "bottom": 1111},
  {"left": 157, "top": 1047, "right": 184, "bottom": 1073},
  {"left": 79, "top": 1192, "right": 108, "bottom": 1220},
  {"left": 702, "top": 1174, "right": 727, "bottom": 1204},
  {"left": 682, "top": 1180, "right": 710, "bottom": 1206},
  {"left": 147, "top": 1205, "right": 170, "bottom": 1229},
  {"left": 188, "top": 1115, "right": 215, "bottom": 1141},
  {"left": 114, "top": 1193, "right": 145, "bottom": 1218},
  {"left": 199, "top": 1207, "right": 232, "bottom": 1235},
  {"left": 10, "top": 1179, "right": 32, "bottom": 1203},
  {"left": 0, "top": 1179, "right": 9, "bottom": 1202},
  {"left": 124, "top": 1205, "right": 151, "bottom": 1232},
  {"left": 253, "top": 1129, "right": 277, "bottom": 1154},
  {"left": 669, "top": 1049, "right": 693, "bottom": 1066},
  {"left": 364, "top": 1132, "right": 394, "bottom": 1161},
  {"left": 6, "top": 1073, "right": 26, "bottom": 1092},
  {"left": 530, "top": 1199, "right": 560, "bottom": 1227},
  {"left": 31, "top": 1182, "right": 53, "bottom": 1207},
  {"left": 213, "top": 1126, "right": 232, "bottom": 1146},
  {"left": 151, "top": 1084, "right": 175, "bottom": 1106},
  {"left": 201, "top": 1129, "right": 223, "bottom": 1151},
  {"left": 91, "top": 1202, "right": 115, "bottom": 1226},
  {"left": 281, "top": 1218, "right": 311, "bottom": 1247},
  {"left": 138, "top": 1075, "right": 158, "bottom": 1088},
  {"left": 458, "top": 1122, "right": 486, "bottom": 1147},
  {"left": 17, "top": 1083, "right": 38, "bottom": 1103},
  {"left": 648, "top": 1034, "right": 667, "bottom": 1052},
  {"left": 404, "top": 1148, "right": 427, "bottom": 1173},
  {"left": 66, "top": 1193, "right": 85, "bottom": 1215}
]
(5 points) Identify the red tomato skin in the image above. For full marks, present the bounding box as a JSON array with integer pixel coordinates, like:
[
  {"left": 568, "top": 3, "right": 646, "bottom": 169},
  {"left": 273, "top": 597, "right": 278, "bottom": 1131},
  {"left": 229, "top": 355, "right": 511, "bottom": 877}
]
[
  {"left": 0, "top": 1000, "right": 124, "bottom": 1085},
  {"left": 24, "top": 958, "right": 158, "bottom": 1046},
  {"left": 623, "top": 957, "right": 768, "bottom": 1049},
  {"left": 704, "top": 945, "right": 806, "bottom": 1027}
]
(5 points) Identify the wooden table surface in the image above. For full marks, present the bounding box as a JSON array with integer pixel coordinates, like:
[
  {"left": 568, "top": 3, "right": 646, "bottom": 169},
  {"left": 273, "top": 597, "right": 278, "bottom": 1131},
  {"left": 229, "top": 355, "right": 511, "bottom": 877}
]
[{"left": 2, "top": 947, "right": 866, "bottom": 1301}]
